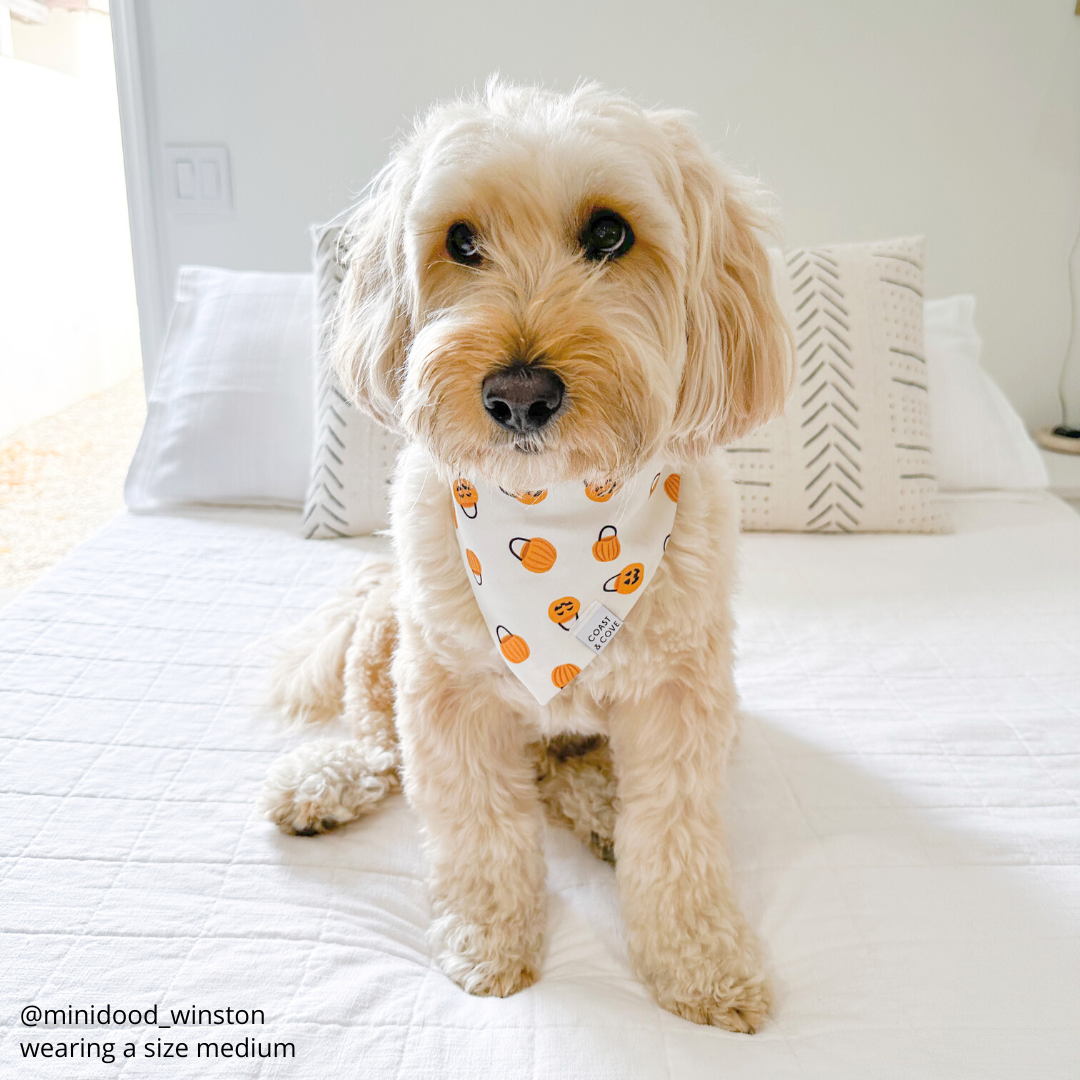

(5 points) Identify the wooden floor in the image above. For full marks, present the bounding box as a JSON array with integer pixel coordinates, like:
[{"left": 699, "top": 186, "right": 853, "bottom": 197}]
[{"left": 0, "top": 372, "right": 146, "bottom": 603}]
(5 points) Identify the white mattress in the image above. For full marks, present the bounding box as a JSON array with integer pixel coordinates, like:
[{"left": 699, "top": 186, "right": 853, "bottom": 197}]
[{"left": 2, "top": 494, "right": 1079, "bottom": 1078}]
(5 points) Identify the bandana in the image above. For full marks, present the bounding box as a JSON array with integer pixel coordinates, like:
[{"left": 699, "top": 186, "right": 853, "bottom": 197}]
[{"left": 452, "top": 461, "right": 681, "bottom": 704}]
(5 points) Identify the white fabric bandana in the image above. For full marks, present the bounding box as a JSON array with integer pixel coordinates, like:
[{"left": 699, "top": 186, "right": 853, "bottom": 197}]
[{"left": 452, "top": 460, "right": 681, "bottom": 704}]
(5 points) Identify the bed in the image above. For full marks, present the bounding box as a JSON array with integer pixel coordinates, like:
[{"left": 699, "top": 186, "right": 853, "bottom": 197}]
[{"left": 2, "top": 488, "right": 1078, "bottom": 1078}]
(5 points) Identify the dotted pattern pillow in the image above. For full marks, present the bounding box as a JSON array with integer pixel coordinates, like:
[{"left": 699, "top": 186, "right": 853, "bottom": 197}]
[
  {"left": 301, "top": 225, "right": 403, "bottom": 539},
  {"left": 726, "top": 237, "right": 946, "bottom": 533}
]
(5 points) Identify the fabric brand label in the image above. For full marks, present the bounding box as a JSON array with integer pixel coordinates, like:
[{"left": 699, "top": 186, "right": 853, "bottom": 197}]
[{"left": 574, "top": 602, "right": 623, "bottom": 654}]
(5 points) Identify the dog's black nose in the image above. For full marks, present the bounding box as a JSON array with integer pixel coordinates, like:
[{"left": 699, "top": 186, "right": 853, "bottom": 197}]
[{"left": 482, "top": 365, "right": 564, "bottom": 432}]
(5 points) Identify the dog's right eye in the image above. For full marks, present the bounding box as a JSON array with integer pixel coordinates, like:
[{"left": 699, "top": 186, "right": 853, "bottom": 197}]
[
  {"left": 580, "top": 210, "right": 634, "bottom": 262},
  {"left": 447, "top": 222, "right": 483, "bottom": 266}
]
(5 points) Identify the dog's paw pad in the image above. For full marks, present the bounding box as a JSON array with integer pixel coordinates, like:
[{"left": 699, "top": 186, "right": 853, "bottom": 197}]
[
  {"left": 290, "top": 816, "right": 342, "bottom": 837},
  {"left": 259, "top": 773, "right": 355, "bottom": 837}
]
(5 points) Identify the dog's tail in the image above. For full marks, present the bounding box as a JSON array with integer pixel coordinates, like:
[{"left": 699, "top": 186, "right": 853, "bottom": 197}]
[{"left": 268, "top": 559, "right": 396, "bottom": 728}]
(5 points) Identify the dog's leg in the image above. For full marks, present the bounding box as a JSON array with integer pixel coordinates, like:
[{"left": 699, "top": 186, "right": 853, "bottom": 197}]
[
  {"left": 396, "top": 641, "right": 546, "bottom": 997},
  {"left": 259, "top": 657, "right": 400, "bottom": 835},
  {"left": 268, "top": 560, "right": 395, "bottom": 726},
  {"left": 261, "top": 563, "right": 401, "bottom": 834},
  {"left": 610, "top": 684, "right": 769, "bottom": 1032},
  {"left": 258, "top": 735, "right": 400, "bottom": 835}
]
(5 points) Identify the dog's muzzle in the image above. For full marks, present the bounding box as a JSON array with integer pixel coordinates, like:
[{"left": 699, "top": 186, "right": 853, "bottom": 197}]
[{"left": 482, "top": 363, "right": 564, "bottom": 433}]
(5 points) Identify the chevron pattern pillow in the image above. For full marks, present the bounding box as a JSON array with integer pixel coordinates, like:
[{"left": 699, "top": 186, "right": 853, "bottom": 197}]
[
  {"left": 300, "top": 225, "right": 403, "bottom": 539},
  {"left": 726, "top": 236, "right": 946, "bottom": 533}
]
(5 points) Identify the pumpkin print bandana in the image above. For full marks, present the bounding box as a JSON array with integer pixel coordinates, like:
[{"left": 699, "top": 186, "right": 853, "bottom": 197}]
[{"left": 452, "top": 460, "right": 680, "bottom": 704}]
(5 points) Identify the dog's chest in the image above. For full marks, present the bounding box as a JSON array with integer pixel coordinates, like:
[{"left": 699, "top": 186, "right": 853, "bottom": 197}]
[{"left": 527, "top": 684, "right": 610, "bottom": 740}]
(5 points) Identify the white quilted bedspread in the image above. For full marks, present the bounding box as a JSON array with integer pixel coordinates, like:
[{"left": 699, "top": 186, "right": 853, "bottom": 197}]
[{"left": 2, "top": 494, "right": 1079, "bottom": 1079}]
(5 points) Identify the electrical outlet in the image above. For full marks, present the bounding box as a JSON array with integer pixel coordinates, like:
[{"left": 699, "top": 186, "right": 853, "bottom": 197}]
[{"left": 163, "top": 145, "right": 233, "bottom": 216}]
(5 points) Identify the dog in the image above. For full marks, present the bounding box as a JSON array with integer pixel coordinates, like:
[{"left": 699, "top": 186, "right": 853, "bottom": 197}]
[{"left": 260, "top": 78, "right": 792, "bottom": 1032}]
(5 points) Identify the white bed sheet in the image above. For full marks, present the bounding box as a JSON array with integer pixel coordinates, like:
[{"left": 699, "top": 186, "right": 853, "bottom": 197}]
[{"left": 1, "top": 494, "right": 1078, "bottom": 1079}]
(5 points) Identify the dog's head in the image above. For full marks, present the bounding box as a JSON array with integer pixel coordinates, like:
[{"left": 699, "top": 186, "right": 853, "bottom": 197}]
[{"left": 333, "top": 79, "right": 791, "bottom": 490}]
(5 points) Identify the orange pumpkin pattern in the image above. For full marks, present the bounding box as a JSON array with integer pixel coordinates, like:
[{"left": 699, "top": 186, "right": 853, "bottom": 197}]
[
  {"left": 466, "top": 549, "right": 482, "bottom": 585},
  {"left": 509, "top": 536, "right": 557, "bottom": 573},
  {"left": 592, "top": 525, "right": 621, "bottom": 563},
  {"left": 453, "top": 478, "right": 478, "bottom": 518},
  {"left": 584, "top": 480, "right": 618, "bottom": 502},
  {"left": 548, "top": 596, "right": 581, "bottom": 630},
  {"left": 501, "top": 487, "right": 548, "bottom": 505},
  {"left": 451, "top": 462, "right": 679, "bottom": 705},
  {"left": 551, "top": 663, "right": 581, "bottom": 689},
  {"left": 497, "top": 625, "right": 530, "bottom": 663},
  {"left": 603, "top": 562, "right": 645, "bottom": 595}
]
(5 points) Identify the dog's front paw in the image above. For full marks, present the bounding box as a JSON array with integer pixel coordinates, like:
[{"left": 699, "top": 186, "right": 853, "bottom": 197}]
[
  {"left": 432, "top": 909, "right": 543, "bottom": 998},
  {"left": 654, "top": 968, "right": 771, "bottom": 1033},
  {"left": 259, "top": 738, "right": 399, "bottom": 835},
  {"left": 637, "top": 934, "right": 771, "bottom": 1033}
]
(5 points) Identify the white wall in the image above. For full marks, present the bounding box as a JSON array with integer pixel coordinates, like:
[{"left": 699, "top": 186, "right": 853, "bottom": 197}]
[
  {"left": 0, "top": 9, "right": 141, "bottom": 439},
  {"left": 134, "top": 0, "right": 1080, "bottom": 428}
]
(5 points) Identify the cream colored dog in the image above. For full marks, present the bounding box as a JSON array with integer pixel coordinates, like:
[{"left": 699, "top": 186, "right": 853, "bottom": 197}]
[{"left": 261, "top": 79, "right": 791, "bottom": 1032}]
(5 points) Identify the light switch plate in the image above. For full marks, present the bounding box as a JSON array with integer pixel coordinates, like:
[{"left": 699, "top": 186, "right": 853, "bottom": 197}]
[{"left": 163, "top": 145, "right": 233, "bottom": 216}]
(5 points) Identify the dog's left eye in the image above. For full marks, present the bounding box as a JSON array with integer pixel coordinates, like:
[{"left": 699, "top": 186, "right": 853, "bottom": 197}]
[
  {"left": 447, "top": 221, "right": 483, "bottom": 266},
  {"left": 580, "top": 210, "right": 634, "bottom": 261}
]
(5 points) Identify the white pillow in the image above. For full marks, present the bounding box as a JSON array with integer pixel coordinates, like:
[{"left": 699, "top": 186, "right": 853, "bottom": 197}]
[
  {"left": 125, "top": 266, "right": 315, "bottom": 510},
  {"left": 726, "top": 237, "right": 947, "bottom": 532},
  {"left": 923, "top": 295, "right": 1048, "bottom": 491}
]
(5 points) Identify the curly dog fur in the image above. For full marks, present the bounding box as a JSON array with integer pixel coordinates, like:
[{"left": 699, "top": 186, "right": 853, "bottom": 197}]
[{"left": 261, "top": 78, "right": 791, "bottom": 1031}]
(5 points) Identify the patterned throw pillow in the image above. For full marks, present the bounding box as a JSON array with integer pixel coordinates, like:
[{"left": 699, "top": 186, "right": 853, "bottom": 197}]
[
  {"left": 300, "top": 225, "right": 402, "bottom": 539},
  {"left": 726, "top": 237, "right": 946, "bottom": 532}
]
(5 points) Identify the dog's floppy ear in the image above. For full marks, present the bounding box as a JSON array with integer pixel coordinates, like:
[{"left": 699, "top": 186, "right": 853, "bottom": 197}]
[
  {"left": 659, "top": 114, "right": 793, "bottom": 456},
  {"left": 330, "top": 155, "right": 416, "bottom": 433}
]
